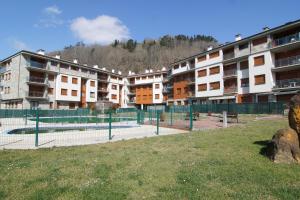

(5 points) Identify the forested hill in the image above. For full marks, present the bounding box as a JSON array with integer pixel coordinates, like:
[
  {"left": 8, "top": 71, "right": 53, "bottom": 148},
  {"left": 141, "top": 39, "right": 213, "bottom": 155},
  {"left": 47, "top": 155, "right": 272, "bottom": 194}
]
[{"left": 49, "top": 35, "right": 218, "bottom": 73}]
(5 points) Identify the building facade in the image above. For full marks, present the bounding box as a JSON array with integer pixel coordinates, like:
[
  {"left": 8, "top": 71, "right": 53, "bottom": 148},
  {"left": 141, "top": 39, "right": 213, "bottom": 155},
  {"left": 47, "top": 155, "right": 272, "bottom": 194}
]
[{"left": 1, "top": 19, "right": 300, "bottom": 109}]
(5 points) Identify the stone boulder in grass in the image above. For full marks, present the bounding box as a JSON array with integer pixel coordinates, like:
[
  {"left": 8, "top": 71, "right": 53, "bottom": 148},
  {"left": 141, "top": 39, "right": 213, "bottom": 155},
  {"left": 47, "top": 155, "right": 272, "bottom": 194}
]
[{"left": 269, "top": 93, "right": 300, "bottom": 164}]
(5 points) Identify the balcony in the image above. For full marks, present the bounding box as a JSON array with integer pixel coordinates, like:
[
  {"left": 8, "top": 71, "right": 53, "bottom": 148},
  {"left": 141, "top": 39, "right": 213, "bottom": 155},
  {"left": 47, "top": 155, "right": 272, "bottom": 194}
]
[
  {"left": 273, "top": 78, "right": 300, "bottom": 90},
  {"left": 26, "top": 60, "right": 47, "bottom": 70},
  {"left": 273, "top": 32, "right": 300, "bottom": 47},
  {"left": 98, "top": 97, "right": 110, "bottom": 102},
  {"left": 223, "top": 52, "right": 235, "bottom": 61},
  {"left": 98, "top": 76, "right": 108, "bottom": 82},
  {"left": 223, "top": 69, "right": 237, "bottom": 79},
  {"left": 224, "top": 87, "right": 238, "bottom": 94},
  {"left": 26, "top": 77, "right": 49, "bottom": 86},
  {"left": 26, "top": 91, "right": 48, "bottom": 100},
  {"left": 274, "top": 55, "right": 300, "bottom": 69}
]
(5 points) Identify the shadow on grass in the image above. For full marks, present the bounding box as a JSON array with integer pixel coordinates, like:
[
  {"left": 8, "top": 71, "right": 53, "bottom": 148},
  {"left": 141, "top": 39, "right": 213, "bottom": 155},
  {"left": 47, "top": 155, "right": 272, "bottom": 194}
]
[{"left": 253, "top": 140, "right": 274, "bottom": 160}]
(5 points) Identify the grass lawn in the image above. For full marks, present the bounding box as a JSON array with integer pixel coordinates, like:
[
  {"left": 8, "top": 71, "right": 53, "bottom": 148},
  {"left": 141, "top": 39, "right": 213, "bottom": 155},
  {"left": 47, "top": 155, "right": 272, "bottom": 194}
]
[{"left": 1, "top": 117, "right": 300, "bottom": 199}]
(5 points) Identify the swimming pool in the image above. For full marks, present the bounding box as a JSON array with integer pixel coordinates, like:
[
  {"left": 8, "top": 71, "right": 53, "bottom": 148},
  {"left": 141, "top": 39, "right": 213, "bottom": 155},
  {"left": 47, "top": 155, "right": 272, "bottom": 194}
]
[
  {"left": 29, "top": 116, "right": 136, "bottom": 124},
  {"left": 6, "top": 124, "right": 139, "bottom": 135}
]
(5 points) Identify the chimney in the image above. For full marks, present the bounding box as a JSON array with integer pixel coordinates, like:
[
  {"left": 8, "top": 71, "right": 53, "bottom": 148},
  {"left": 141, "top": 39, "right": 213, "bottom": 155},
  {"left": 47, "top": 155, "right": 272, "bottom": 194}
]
[
  {"left": 83, "top": 64, "right": 87, "bottom": 66},
  {"left": 73, "top": 59, "right": 78, "bottom": 64},
  {"left": 149, "top": 69, "right": 153, "bottom": 73},
  {"left": 118, "top": 71, "right": 122, "bottom": 75},
  {"left": 145, "top": 69, "right": 149, "bottom": 73},
  {"left": 102, "top": 67, "right": 106, "bottom": 71},
  {"left": 207, "top": 46, "right": 213, "bottom": 51},
  {"left": 162, "top": 67, "right": 166, "bottom": 71},
  {"left": 128, "top": 70, "right": 132, "bottom": 75},
  {"left": 263, "top": 26, "right": 269, "bottom": 31},
  {"left": 112, "top": 69, "right": 115, "bottom": 73},
  {"left": 37, "top": 49, "right": 45, "bottom": 55},
  {"left": 55, "top": 54, "right": 61, "bottom": 59},
  {"left": 235, "top": 34, "right": 242, "bottom": 41},
  {"left": 93, "top": 65, "right": 99, "bottom": 69}
]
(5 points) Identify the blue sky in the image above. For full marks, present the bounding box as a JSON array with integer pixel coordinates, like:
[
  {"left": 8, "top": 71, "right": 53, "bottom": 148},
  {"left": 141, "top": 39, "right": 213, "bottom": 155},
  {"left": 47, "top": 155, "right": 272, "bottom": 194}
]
[{"left": 0, "top": 0, "right": 299, "bottom": 58}]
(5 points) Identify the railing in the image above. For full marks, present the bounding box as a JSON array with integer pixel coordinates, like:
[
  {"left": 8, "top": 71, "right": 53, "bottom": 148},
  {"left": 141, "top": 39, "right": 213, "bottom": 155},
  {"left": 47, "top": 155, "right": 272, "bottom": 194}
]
[
  {"left": 224, "top": 87, "right": 237, "bottom": 93},
  {"left": 98, "top": 88, "right": 108, "bottom": 92},
  {"left": 274, "top": 78, "right": 300, "bottom": 89},
  {"left": 27, "top": 60, "right": 47, "bottom": 69},
  {"left": 223, "top": 52, "right": 235, "bottom": 60},
  {"left": 241, "top": 83, "right": 249, "bottom": 88},
  {"left": 98, "top": 97, "right": 109, "bottom": 101},
  {"left": 275, "top": 55, "right": 300, "bottom": 68},
  {"left": 189, "top": 63, "right": 195, "bottom": 69},
  {"left": 273, "top": 32, "right": 300, "bottom": 47},
  {"left": 26, "top": 91, "right": 46, "bottom": 98},
  {"left": 27, "top": 76, "right": 47, "bottom": 84},
  {"left": 0, "top": 66, "right": 6, "bottom": 73},
  {"left": 99, "top": 76, "right": 108, "bottom": 81},
  {"left": 223, "top": 69, "right": 237, "bottom": 77}
]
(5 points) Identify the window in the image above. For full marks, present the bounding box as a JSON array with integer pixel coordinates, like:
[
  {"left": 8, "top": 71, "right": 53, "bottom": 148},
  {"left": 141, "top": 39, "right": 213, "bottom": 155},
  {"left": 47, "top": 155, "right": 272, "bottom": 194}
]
[
  {"left": 241, "top": 78, "right": 249, "bottom": 87},
  {"left": 49, "top": 102, "right": 53, "bottom": 109},
  {"left": 240, "top": 60, "right": 249, "bottom": 70},
  {"left": 111, "top": 76, "right": 117, "bottom": 80},
  {"left": 176, "top": 88, "right": 181, "bottom": 95},
  {"left": 255, "top": 74, "right": 266, "bottom": 85},
  {"left": 81, "top": 68, "right": 88, "bottom": 73},
  {"left": 155, "top": 94, "right": 160, "bottom": 99},
  {"left": 50, "top": 61, "right": 58, "bottom": 66},
  {"left": 136, "top": 77, "right": 140, "bottom": 80},
  {"left": 197, "top": 55, "right": 206, "bottom": 62},
  {"left": 60, "top": 63, "right": 69, "bottom": 69},
  {"left": 239, "top": 43, "right": 248, "bottom": 50},
  {"left": 210, "top": 82, "right": 220, "bottom": 90},
  {"left": 254, "top": 55, "right": 265, "bottom": 66},
  {"left": 198, "top": 84, "right": 207, "bottom": 91},
  {"left": 181, "top": 62, "right": 187, "bottom": 67},
  {"left": 209, "top": 66, "right": 220, "bottom": 75},
  {"left": 48, "top": 74, "right": 54, "bottom": 81},
  {"left": 72, "top": 77, "right": 78, "bottom": 84},
  {"left": 112, "top": 84, "right": 117, "bottom": 90},
  {"left": 48, "top": 88, "right": 54, "bottom": 95},
  {"left": 90, "top": 92, "right": 95, "bottom": 98},
  {"left": 90, "top": 71, "right": 96, "bottom": 75},
  {"left": 142, "top": 76, "right": 146, "bottom": 80},
  {"left": 155, "top": 84, "right": 160, "bottom": 89},
  {"left": 252, "top": 37, "right": 267, "bottom": 46},
  {"left": 69, "top": 103, "right": 76, "bottom": 109},
  {"left": 90, "top": 80, "right": 95, "bottom": 87},
  {"left": 148, "top": 76, "right": 153, "bottom": 79},
  {"left": 209, "top": 51, "right": 219, "bottom": 59},
  {"left": 71, "top": 90, "right": 77, "bottom": 96},
  {"left": 111, "top": 94, "right": 117, "bottom": 99},
  {"left": 61, "top": 89, "right": 67, "bottom": 96},
  {"left": 61, "top": 75, "right": 68, "bottom": 83},
  {"left": 197, "top": 69, "right": 207, "bottom": 77},
  {"left": 174, "top": 64, "right": 179, "bottom": 69},
  {"left": 155, "top": 75, "right": 161, "bottom": 78},
  {"left": 143, "top": 95, "right": 147, "bottom": 100}
]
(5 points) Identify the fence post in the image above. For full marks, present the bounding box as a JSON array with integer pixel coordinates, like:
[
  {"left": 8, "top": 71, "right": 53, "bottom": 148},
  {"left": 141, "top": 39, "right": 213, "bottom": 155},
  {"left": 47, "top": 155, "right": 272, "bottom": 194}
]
[
  {"left": 156, "top": 111, "right": 159, "bottom": 135},
  {"left": 223, "top": 111, "right": 228, "bottom": 128},
  {"left": 109, "top": 111, "right": 112, "bottom": 140},
  {"left": 140, "top": 110, "right": 144, "bottom": 124},
  {"left": 189, "top": 105, "right": 193, "bottom": 131},
  {"left": 25, "top": 109, "right": 27, "bottom": 126},
  {"left": 170, "top": 108, "right": 173, "bottom": 126},
  {"left": 35, "top": 109, "right": 39, "bottom": 147}
]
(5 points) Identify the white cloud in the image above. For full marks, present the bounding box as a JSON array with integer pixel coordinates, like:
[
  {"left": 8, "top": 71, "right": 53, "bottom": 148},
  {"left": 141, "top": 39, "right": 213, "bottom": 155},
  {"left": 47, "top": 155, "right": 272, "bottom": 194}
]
[
  {"left": 35, "top": 5, "right": 64, "bottom": 28},
  {"left": 44, "top": 5, "right": 62, "bottom": 15},
  {"left": 8, "top": 38, "right": 30, "bottom": 51},
  {"left": 70, "top": 15, "right": 130, "bottom": 45}
]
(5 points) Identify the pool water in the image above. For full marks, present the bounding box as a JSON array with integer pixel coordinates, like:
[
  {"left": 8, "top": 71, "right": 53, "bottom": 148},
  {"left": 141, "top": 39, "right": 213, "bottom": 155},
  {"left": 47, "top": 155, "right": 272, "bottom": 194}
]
[{"left": 29, "top": 116, "right": 136, "bottom": 124}]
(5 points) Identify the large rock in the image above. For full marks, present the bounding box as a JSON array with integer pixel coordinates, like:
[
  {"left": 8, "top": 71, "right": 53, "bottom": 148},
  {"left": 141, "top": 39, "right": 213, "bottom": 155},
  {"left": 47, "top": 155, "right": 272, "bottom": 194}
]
[
  {"left": 288, "top": 94, "right": 300, "bottom": 136},
  {"left": 270, "top": 128, "right": 300, "bottom": 164}
]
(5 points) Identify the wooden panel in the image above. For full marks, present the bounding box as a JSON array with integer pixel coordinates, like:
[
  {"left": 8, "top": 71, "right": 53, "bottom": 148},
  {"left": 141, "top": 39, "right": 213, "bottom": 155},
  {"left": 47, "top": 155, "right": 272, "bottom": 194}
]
[
  {"left": 255, "top": 74, "right": 265, "bottom": 85},
  {"left": 209, "top": 66, "right": 220, "bottom": 75},
  {"left": 61, "top": 75, "right": 68, "bottom": 83},
  {"left": 209, "top": 51, "right": 219, "bottom": 59},
  {"left": 197, "top": 69, "right": 207, "bottom": 77},
  {"left": 48, "top": 88, "right": 53, "bottom": 95},
  {"left": 72, "top": 77, "right": 78, "bottom": 84},
  {"left": 209, "top": 82, "right": 220, "bottom": 90},
  {"left": 254, "top": 55, "right": 265, "bottom": 66},
  {"left": 237, "top": 94, "right": 253, "bottom": 103},
  {"left": 135, "top": 85, "right": 153, "bottom": 104},
  {"left": 90, "top": 81, "right": 95, "bottom": 87},
  {"left": 240, "top": 60, "right": 249, "bottom": 70},
  {"left": 252, "top": 37, "right": 267, "bottom": 46},
  {"left": 71, "top": 90, "right": 77, "bottom": 96},
  {"left": 61, "top": 89, "right": 67, "bottom": 95},
  {"left": 197, "top": 55, "right": 206, "bottom": 62},
  {"left": 111, "top": 94, "right": 117, "bottom": 99},
  {"left": 198, "top": 84, "right": 207, "bottom": 91}
]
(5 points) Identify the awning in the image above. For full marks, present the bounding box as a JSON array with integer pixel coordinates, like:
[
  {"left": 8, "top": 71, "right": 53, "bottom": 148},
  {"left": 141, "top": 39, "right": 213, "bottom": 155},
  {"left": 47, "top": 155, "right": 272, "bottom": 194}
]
[{"left": 208, "top": 96, "right": 236, "bottom": 100}]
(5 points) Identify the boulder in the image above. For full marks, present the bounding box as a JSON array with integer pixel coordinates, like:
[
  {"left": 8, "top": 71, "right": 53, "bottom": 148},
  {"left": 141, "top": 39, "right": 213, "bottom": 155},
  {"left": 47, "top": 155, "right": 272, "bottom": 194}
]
[
  {"left": 270, "top": 128, "right": 300, "bottom": 164},
  {"left": 288, "top": 94, "right": 300, "bottom": 136}
]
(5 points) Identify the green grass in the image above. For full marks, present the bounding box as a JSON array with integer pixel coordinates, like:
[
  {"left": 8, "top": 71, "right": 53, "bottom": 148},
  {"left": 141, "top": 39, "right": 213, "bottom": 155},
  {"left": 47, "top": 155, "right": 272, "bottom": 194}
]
[{"left": 1, "top": 117, "right": 300, "bottom": 199}]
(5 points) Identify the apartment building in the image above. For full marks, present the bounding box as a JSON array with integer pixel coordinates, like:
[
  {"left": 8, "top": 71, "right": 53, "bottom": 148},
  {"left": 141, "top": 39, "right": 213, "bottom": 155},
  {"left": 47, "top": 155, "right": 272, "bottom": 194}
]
[
  {"left": 0, "top": 50, "right": 124, "bottom": 109},
  {"left": 126, "top": 69, "right": 168, "bottom": 109},
  {"left": 167, "top": 19, "right": 300, "bottom": 105}
]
